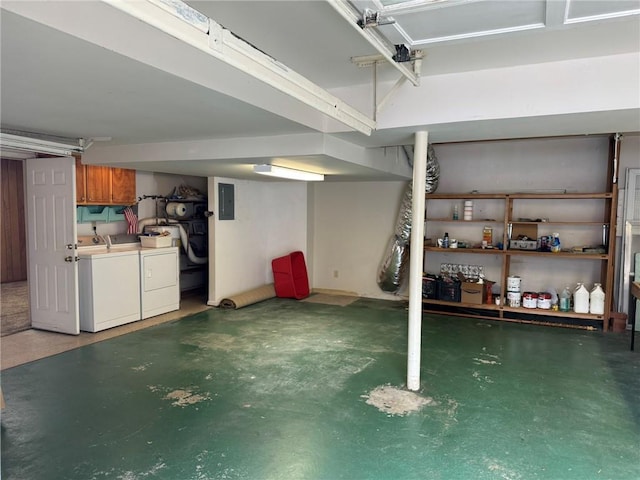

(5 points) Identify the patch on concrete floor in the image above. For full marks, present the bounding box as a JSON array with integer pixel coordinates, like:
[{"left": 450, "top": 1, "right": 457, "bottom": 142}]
[
  {"left": 300, "top": 293, "right": 358, "bottom": 307},
  {"left": 165, "top": 389, "right": 210, "bottom": 407},
  {"left": 149, "top": 385, "right": 212, "bottom": 407},
  {"left": 131, "top": 362, "right": 152, "bottom": 371},
  {"left": 473, "top": 357, "right": 501, "bottom": 365},
  {"left": 362, "top": 385, "right": 433, "bottom": 416}
]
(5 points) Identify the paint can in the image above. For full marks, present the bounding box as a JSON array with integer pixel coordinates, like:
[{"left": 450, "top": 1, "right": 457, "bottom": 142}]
[
  {"left": 507, "top": 291, "right": 521, "bottom": 307},
  {"left": 507, "top": 276, "right": 521, "bottom": 292},
  {"left": 522, "top": 292, "right": 538, "bottom": 309},
  {"left": 536, "top": 292, "right": 552, "bottom": 309}
]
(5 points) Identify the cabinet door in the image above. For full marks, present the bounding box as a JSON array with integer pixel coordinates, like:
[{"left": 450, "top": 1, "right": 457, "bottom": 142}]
[
  {"left": 111, "top": 168, "right": 136, "bottom": 204},
  {"left": 75, "top": 158, "right": 87, "bottom": 203},
  {"left": 85, "top": 165, "right": 112, "bottom": 203}
]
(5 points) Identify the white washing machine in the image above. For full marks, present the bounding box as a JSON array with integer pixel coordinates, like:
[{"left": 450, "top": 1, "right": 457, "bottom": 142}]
[
  {"left": 139, "top": 246, "right": 180, "bottom": 319},
  {"left": 78, "top": 246, "right": 141, "bottom": 332}
]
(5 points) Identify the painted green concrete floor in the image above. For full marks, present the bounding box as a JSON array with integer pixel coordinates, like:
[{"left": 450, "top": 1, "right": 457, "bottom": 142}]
[{"left": 1, "top": 297, "right": 639, "bottom": 480}]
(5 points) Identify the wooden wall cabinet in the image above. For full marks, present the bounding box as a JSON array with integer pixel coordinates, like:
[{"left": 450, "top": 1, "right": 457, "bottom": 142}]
[
  {"left": 76, "top": 158, "right": 136, "bottom": 205},
  {"left": 111, "top": 168, "right": 136, "bottom": 205}
]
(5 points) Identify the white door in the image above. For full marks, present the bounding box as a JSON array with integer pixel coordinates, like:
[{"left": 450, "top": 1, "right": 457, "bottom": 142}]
[{"left": 25, "top": 156, "right": 79, "bottom": 334}]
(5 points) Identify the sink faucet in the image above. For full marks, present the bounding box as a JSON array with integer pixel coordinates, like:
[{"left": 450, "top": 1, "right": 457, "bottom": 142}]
[{"left": 96, "top": 234, "right": 112, "bottom": 249}]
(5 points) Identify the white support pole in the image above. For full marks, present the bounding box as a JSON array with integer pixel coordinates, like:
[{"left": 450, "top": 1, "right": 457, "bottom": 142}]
[{"left": 407, "top": 131, "right": 428, "bottom": 391}]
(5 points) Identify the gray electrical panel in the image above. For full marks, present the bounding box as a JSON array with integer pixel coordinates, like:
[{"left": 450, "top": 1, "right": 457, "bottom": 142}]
[{"left": 218, "top": 183, "right": 235, "bottom": 220}]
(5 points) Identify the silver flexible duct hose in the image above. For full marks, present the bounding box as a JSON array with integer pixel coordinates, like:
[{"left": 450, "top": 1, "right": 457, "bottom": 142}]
[{"left": 377, "top": 144, "right": 440, "bottom": 293}]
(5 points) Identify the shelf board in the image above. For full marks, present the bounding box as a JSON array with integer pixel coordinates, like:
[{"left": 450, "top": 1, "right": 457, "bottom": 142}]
[
  {"left": 506, "top": 250, "right": 608, "bottom": 259},
  {"left": 424, "top": 246, "right": 503, "bottom": 254},
  {"left": 424, "top": 247, "right": 607, "bottom": 259},
  {"left": 422, "top": 300, "right": 606, "bottom": 321},
  {"left": 507, "top": 192, "right": 612, "bottom": 200},
  {"left": 426, "top": 193, "right": 507, "bottom": 199},
  {"left": 423, "top": 299, "right": 501, "bottom": 310},
  {"left": 426, "top": 218, "right": 504, "bottom": 223},
  {"left": 501, "top": 306, "right": 605, "bottom": 320},
  {"left": 509, "top": 221, "right": 608, "bottom": 226},
  {"left": 425, "top": 192, "right": 612, "bottom": 200}
]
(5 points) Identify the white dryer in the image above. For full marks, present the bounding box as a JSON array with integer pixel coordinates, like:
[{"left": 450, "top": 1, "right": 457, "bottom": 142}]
[{"left": 139, "top": 246, "right": 180, "bottom": 319}]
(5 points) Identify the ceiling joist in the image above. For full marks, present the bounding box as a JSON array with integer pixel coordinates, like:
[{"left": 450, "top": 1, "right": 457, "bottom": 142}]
[
  {"left": 103, "top": 0, "right": 375, "bottom": 136},
  {"left": 327, "top": 0, "right": 422, "bottom": 87}
]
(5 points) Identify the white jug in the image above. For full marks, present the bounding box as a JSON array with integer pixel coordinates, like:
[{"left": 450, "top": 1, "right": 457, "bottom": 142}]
[
  {"left": 573, "top": 283, "right": 589, "bottom": 314},
  {"left": 589, "top": 283, "right": 605, "bottom": 315}
]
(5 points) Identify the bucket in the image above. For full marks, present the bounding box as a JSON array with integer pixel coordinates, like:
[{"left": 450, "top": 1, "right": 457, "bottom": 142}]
[
  {"left": 507, "top": 291, "right": 521, "bottom": 307},
  {"left": 536, "top": 292, "right": 552, "bottom": 310},
  {"left": 522, "top": 292, "right": 538, "bottom": 309},
  {"left": 507, "top": 276, "right": 521, "bottom": 292}
]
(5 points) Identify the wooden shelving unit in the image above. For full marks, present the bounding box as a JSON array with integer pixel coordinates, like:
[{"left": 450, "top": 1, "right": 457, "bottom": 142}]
[{"left": 422, "top": 138, "right": 619, "bottom": 330}]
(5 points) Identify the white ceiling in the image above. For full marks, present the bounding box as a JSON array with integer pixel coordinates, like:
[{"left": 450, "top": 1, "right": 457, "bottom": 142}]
[{"left": 1, "top": 0, "right": 639, "bottom": 180}]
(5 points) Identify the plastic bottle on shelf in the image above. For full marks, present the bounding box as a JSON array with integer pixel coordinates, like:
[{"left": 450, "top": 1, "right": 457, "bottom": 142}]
[
  {"left": 559, "top": 286, "right": 571, "bottom": 312},
  {"left": 550, "top": 233, "right": 561, "bottom": 253},
  {"left": 442, "top": 232, "right": 450, "bottom": 248},
  {"left": 573, "top": 283, "right": 590, "bottom": 314},
  {"left": 452, "top": 204, "right": 459, "bottom": 220},
  {"left": 589, "top": 283, "right": 605, "bottom": 315}
]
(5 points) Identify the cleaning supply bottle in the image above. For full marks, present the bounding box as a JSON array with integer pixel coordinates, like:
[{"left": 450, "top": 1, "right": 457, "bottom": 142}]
[
  {"left": 573, "top": 283, "right": 589, "bottom": 313},
  {"left": 559, "top": 286, "right": 571, "bottom": 312},
  {"left": 442, "top": 232, "right": 450, "bottom": 248},
  {"left": 589, "top": 283, "right": 605, "bottom": 315}
]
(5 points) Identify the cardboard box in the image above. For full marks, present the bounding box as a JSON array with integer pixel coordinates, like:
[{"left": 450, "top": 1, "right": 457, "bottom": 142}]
[
  {"left": 461, "top": 281, "right": 484, "bottom": 304},
  {"left": 511, "top": 223, "right": 538, "bottom": 241}
]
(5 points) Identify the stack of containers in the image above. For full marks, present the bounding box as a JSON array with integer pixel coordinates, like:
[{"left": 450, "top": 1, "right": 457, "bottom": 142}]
[
  {"left": 463, "top": 200, "right": 473, "bottom": 221},
  {"left": 507, "top": 275, "right": 521, "bottom": 307}
]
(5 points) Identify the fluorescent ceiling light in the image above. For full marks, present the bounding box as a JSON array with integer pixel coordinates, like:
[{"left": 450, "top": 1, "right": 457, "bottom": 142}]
[
  {"left": 253, "top": 164, "right": 324, "bottom": 181},
  {"left": 0, "top": 132, "right": 84, "bottom": 157}
]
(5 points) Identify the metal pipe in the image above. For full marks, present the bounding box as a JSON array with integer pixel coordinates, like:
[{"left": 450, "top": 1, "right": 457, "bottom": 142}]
[{"left": 407, "top": 131, "right": 428, "bottom": 391}]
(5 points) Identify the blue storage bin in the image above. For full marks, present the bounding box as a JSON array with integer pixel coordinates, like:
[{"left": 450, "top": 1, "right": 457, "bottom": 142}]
[
  {"left": 79, "top": 206, "right": 109, "bottom": 223},
  {"left": 108, "top": 206, "right": 126, "bottom": 222}
]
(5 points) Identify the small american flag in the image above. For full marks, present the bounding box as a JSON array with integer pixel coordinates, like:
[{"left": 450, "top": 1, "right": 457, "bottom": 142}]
[{"left": 124, "top": 207, "right": 138, "bottom": 234}]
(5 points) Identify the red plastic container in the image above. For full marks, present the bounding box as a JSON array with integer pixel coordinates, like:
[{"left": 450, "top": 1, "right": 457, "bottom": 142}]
[{"left": 272, "top": 251, "right": 310, "bottom": 300}]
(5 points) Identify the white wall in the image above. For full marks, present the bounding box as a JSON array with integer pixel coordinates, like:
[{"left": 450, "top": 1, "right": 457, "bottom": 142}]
[
  {"left": 328, "top": 53, "right": 640, "bottom": 137},
  {"left": 311, "top": 181, "right": 408, "bottom": 300},
  {"left": 135, "top": 171, "right": 207, "bottom": 219},
  {"left": 208, "top": 177, "right": 307, "bottom": 305}
]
